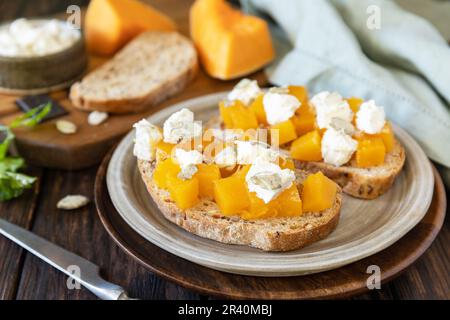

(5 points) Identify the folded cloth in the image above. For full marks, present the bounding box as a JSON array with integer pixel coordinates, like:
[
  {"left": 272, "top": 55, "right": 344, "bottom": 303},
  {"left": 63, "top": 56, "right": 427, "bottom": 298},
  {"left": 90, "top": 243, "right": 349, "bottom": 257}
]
[{"left": 241, "top": 0, "right": 450, "bottom": 186}]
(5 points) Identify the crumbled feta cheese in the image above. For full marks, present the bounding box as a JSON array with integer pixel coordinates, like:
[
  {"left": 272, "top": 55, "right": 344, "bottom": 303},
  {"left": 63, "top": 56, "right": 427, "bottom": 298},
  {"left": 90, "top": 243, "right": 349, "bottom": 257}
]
[
  {"left": 214, "top": 146, "right": 237, "bottom": 168},
  {"left": 0, "top": 18, "right": 80, "bottom": 57},
  {"left": 321, "top": 128, "right": 358, "bottom": 167},
  {"left": 356, "top": 100, "right": 386, "bottom": 134},
  {"left": 133, "top": 119, "right": 162, "bottom": 161},
  {"left": 163, "top": 108, "right": 202, "bottom": 144},
  {"left": 329, "top": 117, "right": 355, "bottom": 136},
  {"left": 235, "top": 141, "right": 279, "bottom": 165},
  {"left": 174, "top": 149, "right": 203, "bottom": 180},
  {"left": 310, "top": 91, "right": 353, "bottom": 129},
  {"left": 210, "top": 129, "right": 243, "bottom": 142},
  {"left": 246, "top": 161, "right": 296, "bottom": 203},
  {"left": 227, "top": 79, "right": 262, "bottom": 105},
  {"left": 263, "top": 89, "right": 301, "bottom": 125}
]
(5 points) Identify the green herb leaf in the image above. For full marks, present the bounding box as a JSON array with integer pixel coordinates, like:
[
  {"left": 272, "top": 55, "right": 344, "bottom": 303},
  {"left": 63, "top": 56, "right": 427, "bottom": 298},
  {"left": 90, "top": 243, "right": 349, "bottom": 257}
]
[
  {"left": 0, "top": 127, "right": 14, "bottom": 161},
  {"left": 0, "top": 171, "right": 36, "bottom": 201},
  {"left": 9, "top": 102, "right": 52, "bottom": 129},
  {"left": 0, "top": 157, "right": 24, "bottom": 173},
  {"left": 0, "top": 103, "right": 51, "bottom": 201}
]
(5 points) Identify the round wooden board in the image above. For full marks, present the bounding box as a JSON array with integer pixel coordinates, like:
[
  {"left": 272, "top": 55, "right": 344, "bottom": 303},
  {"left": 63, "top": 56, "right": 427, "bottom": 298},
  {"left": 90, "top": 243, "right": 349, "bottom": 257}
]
[{"left": 95, "top": 148, "right": 447, "bottom": 299}]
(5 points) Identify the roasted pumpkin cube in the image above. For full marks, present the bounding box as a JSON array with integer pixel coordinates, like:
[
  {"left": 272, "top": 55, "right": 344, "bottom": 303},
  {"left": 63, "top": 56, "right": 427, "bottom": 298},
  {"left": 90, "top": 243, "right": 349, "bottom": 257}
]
[
  {"left": 290, "top": 130, "right": 323, "bottom": 161},
  {"left": 213, "top": 175, "right": 250, "bottom": 215},
  {"left": 219, "top": 100, "right": 235, "bottom": 128},
  {"left": 195, "top": 163, "right": 221, "bottom": 198},
  {"left": 378, "top": 122, "right": 394, "bottom": 153},
  {"left": 219, "top": 165, "right": 238, "bottom": 178},
  {"left": 292, "top": 104, "right": 316, "bottom": 136},
  {"left": 243, "top": 191, "right": 278, "bottom": 219},
  {"left": 277, "top": 185, "right": 303, "bottom": 217},
  {"left": 232, "top": 165, "right": 251, "bottom": 181},
  {"left": 229, "top": 102, "right": 259, "bottom": 130},
  {"left": 155, "top": 141, "right": 175, "bottom": 161},
  {"left": 301, "top": 172, "right": 337, "bottom": 212},
  {"left": 153, "top": 158, "right": 180, "bottom": 189},
  {"left": 346, "top": 97, "right": 364, "bottom": 113},
  {"left": 288, "top": 85, "right": 308, "bottom": 104},
  {"left": 279, "top": 157, "right": 295, "bottom": 170},
  {"left": 270, "top": 119, "right": 297, "bottom": 146},
  {"left": 249, "top": 94, "right": 267, "bottom": 125},
  {"left": 356, "top": 137, "right": 386, "bottom": 168},
  {"left": 167, "top": 176, "right": 200, "bottom": 209}
]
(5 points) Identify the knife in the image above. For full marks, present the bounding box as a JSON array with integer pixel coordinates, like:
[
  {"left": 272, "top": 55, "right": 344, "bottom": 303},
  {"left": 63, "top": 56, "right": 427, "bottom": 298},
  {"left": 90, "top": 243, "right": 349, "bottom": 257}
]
[{"left": 0, "top": 218, "right": 136, "bottom": 300}]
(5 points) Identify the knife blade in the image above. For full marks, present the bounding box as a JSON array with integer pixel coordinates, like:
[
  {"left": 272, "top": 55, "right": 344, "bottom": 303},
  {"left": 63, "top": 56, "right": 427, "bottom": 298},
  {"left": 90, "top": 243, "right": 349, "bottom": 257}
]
[{"left": 0, "top": 218, "right": 135, "bottom": 300}]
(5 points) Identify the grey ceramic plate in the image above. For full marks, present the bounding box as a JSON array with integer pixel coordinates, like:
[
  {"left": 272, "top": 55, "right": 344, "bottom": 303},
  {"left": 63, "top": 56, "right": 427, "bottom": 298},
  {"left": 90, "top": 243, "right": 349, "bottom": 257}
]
[{"left": 106, "top": 92, "right": 434, "bottom": 277}]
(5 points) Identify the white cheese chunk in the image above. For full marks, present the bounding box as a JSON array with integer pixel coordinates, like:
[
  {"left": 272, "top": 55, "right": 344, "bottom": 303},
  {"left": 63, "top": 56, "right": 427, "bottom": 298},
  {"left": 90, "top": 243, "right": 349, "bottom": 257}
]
[
  {"left": 263, "top": 89, "right": 300, "bottom": 125},
  {"left": 227, "top": 79, "right": 262, "bottom": 105},
  {"left": 214, "top": 146, "right": 237, "bottom": 168},
  {"left": 235, "top": 141, "right": 279, "bottom": 165},
  {"left": 210, "top": 129, "right": 243, "bottom": 142},
  {"left": 174, "top": 149, "right": 203, "bottom": 180},
  {"left": 163, "top": 108, "right": 202, "bottom": 144},
  {"left": 356, "top": 100, "right": 386, "bottom": 134},
  {"left": 310, "top": 91, "right": 353, "bottom": 129},
  {"left": 246, "top": 161, "right": 296, "bottom": 204},
  {"left": 321, "top": 128, "right": 358, "bottom": 167},
  {"left": 133, "top": 119, "right": 162, "bottom": 161}
]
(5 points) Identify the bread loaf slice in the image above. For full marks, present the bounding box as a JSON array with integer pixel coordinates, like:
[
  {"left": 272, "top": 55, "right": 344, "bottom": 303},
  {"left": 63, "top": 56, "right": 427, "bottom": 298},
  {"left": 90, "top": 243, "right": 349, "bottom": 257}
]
[
  {"left": 70, "top": 31, "right": 198, "bottom": 113},
  {"left": 138, "top": 159, "right": 342, "bottom": 252}
]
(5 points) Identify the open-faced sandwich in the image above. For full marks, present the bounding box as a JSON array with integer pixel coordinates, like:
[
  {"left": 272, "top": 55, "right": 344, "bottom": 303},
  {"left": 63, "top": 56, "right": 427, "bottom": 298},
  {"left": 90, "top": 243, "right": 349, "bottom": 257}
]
[
  {"left": 213, "top": 79, "right": 406, "bottom": 199},
  {"left": 133, "top": 108, "right": 342, "bottom": 251}
]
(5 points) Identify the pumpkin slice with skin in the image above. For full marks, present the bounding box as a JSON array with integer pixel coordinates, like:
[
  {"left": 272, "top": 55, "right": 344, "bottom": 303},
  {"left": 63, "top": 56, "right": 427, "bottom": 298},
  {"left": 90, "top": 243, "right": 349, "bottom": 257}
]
[
  {"left": 85, "top": 0, "right": 176, "bottom": 56},
  {"left": 190, "top": 0, "right": 275, "bottom": 79}
]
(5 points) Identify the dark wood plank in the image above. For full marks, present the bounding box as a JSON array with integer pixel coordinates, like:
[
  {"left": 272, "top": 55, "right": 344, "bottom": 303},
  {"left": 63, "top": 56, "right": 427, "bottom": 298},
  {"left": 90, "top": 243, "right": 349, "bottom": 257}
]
[
  {"left": 15, "top": 167, "right": 202, "bottom": 300},
  {"left": 0, "top": 166, "right": 42, "bottom": 300}
]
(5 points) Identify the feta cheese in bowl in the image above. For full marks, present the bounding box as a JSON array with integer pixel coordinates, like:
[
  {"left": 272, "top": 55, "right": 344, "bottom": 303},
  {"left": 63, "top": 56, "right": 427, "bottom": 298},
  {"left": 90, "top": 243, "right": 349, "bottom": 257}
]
[
  {"left": 0, "top": 18, "right": 81, "bottom": 57},
  {"left": 0, "top": 18, "right": 87, "bottom": 93}
]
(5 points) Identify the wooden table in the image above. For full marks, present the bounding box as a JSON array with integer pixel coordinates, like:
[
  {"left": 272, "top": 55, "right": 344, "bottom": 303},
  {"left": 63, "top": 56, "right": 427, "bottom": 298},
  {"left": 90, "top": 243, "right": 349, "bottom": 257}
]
[{"left": 0, "top": 0, "right": 449, "bottom": 300}]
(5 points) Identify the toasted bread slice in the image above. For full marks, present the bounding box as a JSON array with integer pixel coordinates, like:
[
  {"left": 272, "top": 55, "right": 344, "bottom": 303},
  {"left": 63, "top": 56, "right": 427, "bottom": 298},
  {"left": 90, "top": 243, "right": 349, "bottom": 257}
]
[
  {"left": 206, "top": 115, "right": 405, "bottom": 200},
  {"left": 137, "top": 159, "right": 342, "bottom": 252},
  {"left": 295, "top": 140, "right": 405, "bottom": 199},
  {"left": 70, "top": 31, "right": 198, "bottom": 113}
]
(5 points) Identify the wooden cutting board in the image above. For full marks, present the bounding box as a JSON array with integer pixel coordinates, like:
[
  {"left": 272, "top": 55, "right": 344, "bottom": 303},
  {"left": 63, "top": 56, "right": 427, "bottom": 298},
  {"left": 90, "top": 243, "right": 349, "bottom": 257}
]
[{"left": 0, "top": 0, "right": 267, "bottom": 170}]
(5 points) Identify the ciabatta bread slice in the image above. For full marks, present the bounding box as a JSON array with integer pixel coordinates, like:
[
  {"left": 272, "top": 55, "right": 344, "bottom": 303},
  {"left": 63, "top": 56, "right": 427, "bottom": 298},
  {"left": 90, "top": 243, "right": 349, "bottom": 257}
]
[
  {"left": 137, "top": 159, "right": 342, "bottom": 252},
  {"left": 70, "top": 31, "right": 198, "bottom": 113},
  {"left": 296, "top": 140, "right": 405, "bottom": 200},
  {"left": 206, "top": 115, "right": 406, "bottom": 200}
]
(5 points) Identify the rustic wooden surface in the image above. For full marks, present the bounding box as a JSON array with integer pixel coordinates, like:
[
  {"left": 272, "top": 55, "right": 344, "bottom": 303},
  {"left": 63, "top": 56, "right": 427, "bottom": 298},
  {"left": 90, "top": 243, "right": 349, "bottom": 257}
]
[{"left": 0, "top": 0, "right": 449, "bottom": 300}]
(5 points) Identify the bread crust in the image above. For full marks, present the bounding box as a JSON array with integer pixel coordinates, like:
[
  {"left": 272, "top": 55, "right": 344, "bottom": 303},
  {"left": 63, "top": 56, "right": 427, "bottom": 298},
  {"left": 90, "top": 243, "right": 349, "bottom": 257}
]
[
  {"left": 70, "top": 32, "right": 198, "bottom": 113},
  {"left": 137, "top": 160, "right": 342, "bottom": 252}
]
